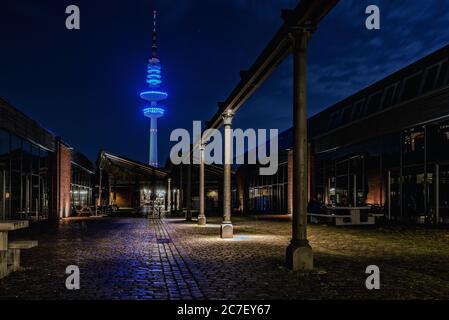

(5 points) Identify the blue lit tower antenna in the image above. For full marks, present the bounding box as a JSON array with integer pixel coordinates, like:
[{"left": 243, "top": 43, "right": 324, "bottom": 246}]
[{"left": 140, "top": 7, "right": 167, "bottom": 167}]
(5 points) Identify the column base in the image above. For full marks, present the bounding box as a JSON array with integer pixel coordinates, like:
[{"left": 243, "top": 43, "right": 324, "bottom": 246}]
[
  {"left": 286, "top": 240, "right": 313, "bottom": 271},
  {"left": 220, "top": 223, "right": 233, "bottom": 238},
  {"left": 198, "top": 215, "right": 207, "bottom": 226}
]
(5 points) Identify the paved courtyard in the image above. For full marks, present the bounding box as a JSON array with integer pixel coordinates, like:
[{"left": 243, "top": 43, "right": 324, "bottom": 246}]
[{"left": 1, "top": 215, "right": 449, "bottom": 300}]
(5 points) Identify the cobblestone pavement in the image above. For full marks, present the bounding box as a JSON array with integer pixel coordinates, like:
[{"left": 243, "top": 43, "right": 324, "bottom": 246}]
[{"left": 1, "top": 215, "right": 449, "bottom": 300}]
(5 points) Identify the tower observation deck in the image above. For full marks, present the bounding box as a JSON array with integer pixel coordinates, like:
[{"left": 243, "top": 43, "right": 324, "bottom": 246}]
[{"left": 140, "top": 8, "right": 167, "bottom": 167}]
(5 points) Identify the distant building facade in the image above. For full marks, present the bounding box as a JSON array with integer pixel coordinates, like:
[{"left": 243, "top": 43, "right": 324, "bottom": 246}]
[
  {"left": 96, "top": 152, "right": 167, "bottom": 211},
  {"left": 167, "top": 162, "right": 225, "bottom": 216}
]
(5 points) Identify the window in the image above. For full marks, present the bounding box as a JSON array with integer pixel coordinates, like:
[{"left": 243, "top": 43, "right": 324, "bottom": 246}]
[
  {"left": 421, "top": 64, "right": 439, "bottom": 94},
  {"left": 436, "top": 59, "right": 449, "bottom": 88},
  {"left": 328, "top": 111, "right": 342, "bottom": 130},
  {"left": 11, "top": 171, "right": 20, "bottom": 216},
  {"left": 0, "top": 129, "right": 9, "bottom": 157},
  {"left": 381, "top": 84, "right": 398, "bottom": 110},
  {"left": 404, "top": 130, "right": 425, "bottom": 153},
  {"left": 71, "top": 164, "right": 93, "bottom": 209},
  {"left": 366, "top": 91, "right": 382, "bottom": 115},
  {"left": 32, "top": 145, "right": 40, "bottom": 174},
  {"left": 3, "top": 133, "right": 51, "bottom": 219},
  {"left": 400, "top": 72, "right": 423, "bottom": 102},
  {"left": 10, "top": 135, "right": 21, "bottom": 171},
  {"left": 22, "top": 140, "right": 31, "bottom": 174},
  {"left": 40, "top": 150, "right": 49, "bottom": 172},
  {"left": 326, "top": 156, "right": 366, "bottom": 207},
  {"left": 31, "top": 175, "right": 39, "bottom": 212},
  {"left": 351, "top": 99, "right": 366, "bottom": 120},
  {"left": 341, "top": 106, "right": 353, "bottom": 125},
  {"left": 0, "top": 130, "right": 10, "bottom": 220},
  {"left": 246, "top": 161, "right": 288, "bottom": 213},
  {"left": 0, "top": 130, "right": 10, "bottom": 172}
]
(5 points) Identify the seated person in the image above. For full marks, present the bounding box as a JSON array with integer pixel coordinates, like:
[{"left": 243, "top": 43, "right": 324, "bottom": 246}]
[
  {"left": 308, "top": 197, "right": 323, "bottom": 213},
  {"left": 339, "top": 196, "right": 349, "bottom": 207}
]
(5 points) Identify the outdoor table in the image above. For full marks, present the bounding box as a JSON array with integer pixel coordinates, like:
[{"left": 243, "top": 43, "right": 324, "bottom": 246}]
[
  {"left": 332, "top": 207, "right": 376, "bottom": 225},
  {"left": 309, "top": 207, "right": 381, "bottom": 226},
  {"left": 0, "top": 220, "right": 29, "bottom": 251},
  {"left": 0, "top": 220, "right": 30, "bottom": 279}
]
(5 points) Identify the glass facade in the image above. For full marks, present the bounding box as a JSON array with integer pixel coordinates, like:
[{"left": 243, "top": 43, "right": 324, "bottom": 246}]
[
  {"left": 0, "top": 129, "right": 50, "bottom": 220},
  {"left": 239, "top": 119, "right": 449, "bottom": 224},
  {"left": 314, "top": 119, "right": 449, "bottom": 223},
  {"left": 317, "top": 155, "right": 366, "bottom": 207},
  {"left": 246, "top": 157, "right": 289, "bottom": 214},
  {"left": 235, "top": 47, "right": 449, "bottom": 222}
]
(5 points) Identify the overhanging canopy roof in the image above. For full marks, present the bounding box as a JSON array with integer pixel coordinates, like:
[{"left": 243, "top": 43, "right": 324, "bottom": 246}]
[{"left": 98, "top": 151, "right": 168, "bottom": 181}]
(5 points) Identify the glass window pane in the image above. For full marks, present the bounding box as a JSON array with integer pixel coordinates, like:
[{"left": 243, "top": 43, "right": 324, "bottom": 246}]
[
  {"left": 22, "top": 141, "right": 31, "bottom": 173},
  {"left": 11, "top": 135, "right": 21, "bottom": 171},
  {"left": 401, "top": 73, "right": 423, "bottom": 102}
]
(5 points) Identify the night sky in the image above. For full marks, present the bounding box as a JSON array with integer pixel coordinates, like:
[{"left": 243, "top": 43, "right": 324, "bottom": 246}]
[{"left": 1, "top": 0, "right": 449, "bottom": 164}]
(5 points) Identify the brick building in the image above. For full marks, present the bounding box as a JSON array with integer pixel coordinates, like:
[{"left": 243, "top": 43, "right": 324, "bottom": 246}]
[{"left": 0, "top": 98, "right": 94, "bottom": 220}]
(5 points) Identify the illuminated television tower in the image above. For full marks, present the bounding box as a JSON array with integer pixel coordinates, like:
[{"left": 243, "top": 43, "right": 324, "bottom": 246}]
[{"left": 140, "top": 8, "right": 167, "bottom": 167}]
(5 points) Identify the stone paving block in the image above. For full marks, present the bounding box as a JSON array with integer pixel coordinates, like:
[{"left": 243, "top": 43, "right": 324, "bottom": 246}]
[{"left": 0, "top": 216, "right": 448, "bottom": 299}]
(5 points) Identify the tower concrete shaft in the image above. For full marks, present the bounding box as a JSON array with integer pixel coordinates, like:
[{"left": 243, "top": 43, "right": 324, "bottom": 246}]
[{"left": 149, "top": 116, "right": 159, "bottom": 167}]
